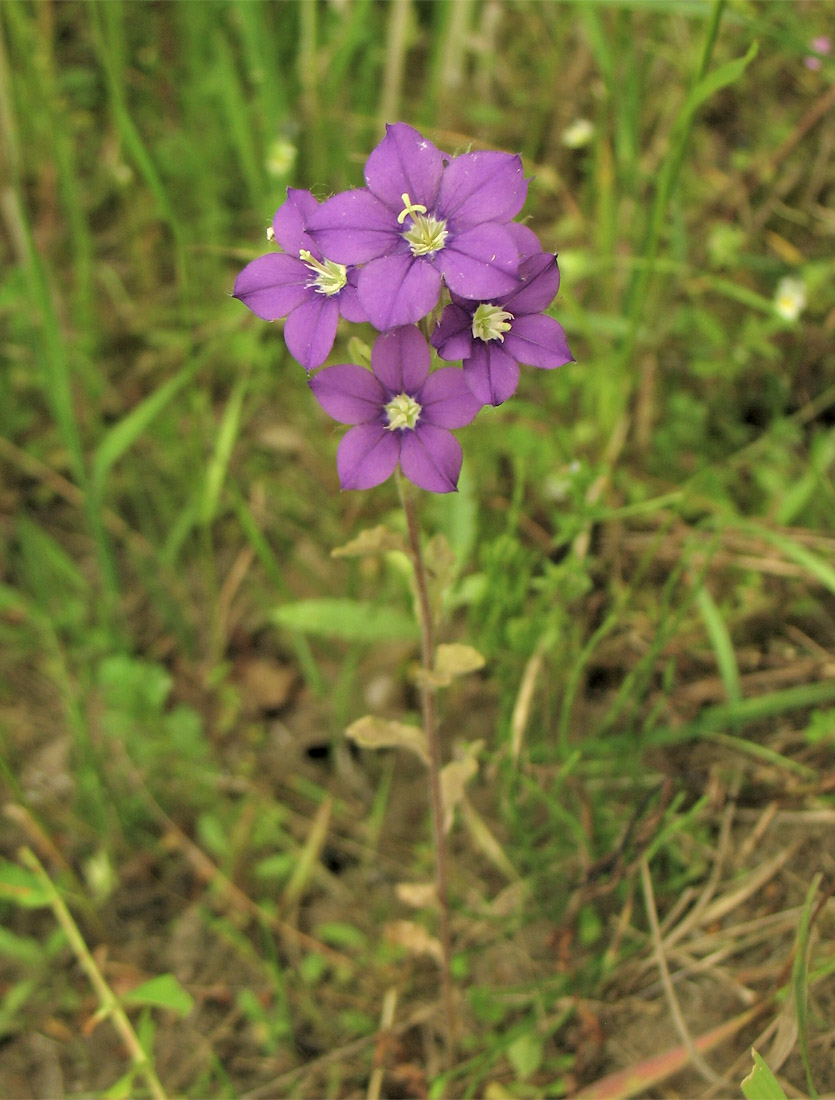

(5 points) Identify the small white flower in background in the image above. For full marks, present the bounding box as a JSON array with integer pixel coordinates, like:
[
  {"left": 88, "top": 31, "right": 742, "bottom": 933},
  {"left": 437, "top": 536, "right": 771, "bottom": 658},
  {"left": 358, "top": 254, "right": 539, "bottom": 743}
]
[
  {"left": 774, "top": 276, "right": 807, "bottom": 321},
  {"left": 561, "top": 118, "right": 594, "bottom": 149}
]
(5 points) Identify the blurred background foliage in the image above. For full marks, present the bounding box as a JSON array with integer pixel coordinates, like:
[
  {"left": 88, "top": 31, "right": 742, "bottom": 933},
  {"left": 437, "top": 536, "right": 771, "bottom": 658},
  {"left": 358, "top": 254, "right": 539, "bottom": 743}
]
[{"left": 1, "top": 1, "right": 834, "bottom": 1097}]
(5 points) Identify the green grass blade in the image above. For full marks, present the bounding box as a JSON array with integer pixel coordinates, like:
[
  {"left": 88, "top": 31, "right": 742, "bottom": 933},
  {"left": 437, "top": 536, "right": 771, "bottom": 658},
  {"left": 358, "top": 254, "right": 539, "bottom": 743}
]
[
  {"left": 741, "top": 1051, "right": 788, "bottom": 1100},
  {"left": 201, "top": 377, "right": 249, "bottom": 528},
  {"left": 92, "top": 359, "right": 202, "bottom": 498},
  {"left": 695, "top": 584, "right": 742, "bottom": 704},
  {"left": 748, "top": 526, "right": 835, "bottom": 596},
  {"left": 793, "top": 873, "right": 823, "bottom": 1099}
]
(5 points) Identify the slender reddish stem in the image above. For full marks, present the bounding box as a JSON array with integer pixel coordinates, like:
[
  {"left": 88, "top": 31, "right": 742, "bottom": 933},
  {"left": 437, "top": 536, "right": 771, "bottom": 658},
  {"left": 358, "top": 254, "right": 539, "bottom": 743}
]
[{"left": 398, "top": 477, "right": 456, "bottom": 1060}]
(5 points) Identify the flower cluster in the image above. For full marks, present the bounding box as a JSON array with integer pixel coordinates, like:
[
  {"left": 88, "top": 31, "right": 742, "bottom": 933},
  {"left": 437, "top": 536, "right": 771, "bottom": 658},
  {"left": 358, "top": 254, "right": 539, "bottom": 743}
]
[{"left": 234, "top": 123, "right": 572, "bottom": 493}]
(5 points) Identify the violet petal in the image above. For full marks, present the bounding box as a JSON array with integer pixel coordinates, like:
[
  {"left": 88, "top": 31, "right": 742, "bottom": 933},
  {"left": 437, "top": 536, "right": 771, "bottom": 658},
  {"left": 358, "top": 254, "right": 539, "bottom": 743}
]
[
  {"left": 233, "top": 253, "right": 311, "bottom": 320},
  {"left": 283, "top": 295, "right": 340, "bottom": 371},
  {"left": 400, "top": 424, "right": 463, "bottom": 493},
  {"left": 359, "top": 253, "right": 442, "bottom": 331},
  {"left": 337, "top": 424, "right": 400, "bottom": 490},
  {"left": 309, "top": 364, "right": 386, "bottom": 424},
  {"left": 503, "top": 253, "right": 561, "bottom": 314},
  {"left": 372, "top": 325, "right": 431, "bottom": 395},
  {"left": 337, "top": 272, "right": 368, "bottom": 324},
  {"left": 503, "top": 314, "right": 574, "bottom": 370},
  {"left": 439, "top": 224, "right": 520, "bottom": 300},
  {"left": 272, "top": 188, "right": 320, "bottom": 254},
  {"left": 464, "top": 341, "right": 520, "bottom": 406},
  {"left": 418, "top": 367, "right": 483, "bottom": 427},
  {"left": 438, "top": 151, "right": 527, "bottom": 227},
  {"left": 430, "top": 303, "right": 476, "bottom": 362},
  {"left": 507, "top": 222, "right": 544, "bottom": 258},
  {"left": 306, "top": 189, "right": 399, "bottom": 264},
  {"left": 364, "top": 122, "right": 444, "bottom": 211}
]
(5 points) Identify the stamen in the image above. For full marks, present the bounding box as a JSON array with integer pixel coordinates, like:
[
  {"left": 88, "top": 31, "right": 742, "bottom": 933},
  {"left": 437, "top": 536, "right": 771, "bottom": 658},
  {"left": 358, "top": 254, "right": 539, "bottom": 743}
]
[
  {"left": 397, "top": 193, "right": 429, "bottom": 225},
  {"left": 299, "top": 249, "right": 348, "bottom": 296}
]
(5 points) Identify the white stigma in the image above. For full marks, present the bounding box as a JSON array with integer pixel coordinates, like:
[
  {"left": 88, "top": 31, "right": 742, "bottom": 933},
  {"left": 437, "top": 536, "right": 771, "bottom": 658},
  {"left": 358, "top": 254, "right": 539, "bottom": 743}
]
[
  {"left": 384, "top": 392, "right": 422, "bottom": 431},
  {"left": 472, "top": 303, "right": 514, "bottom": 342},
  {"left": 299, "top": 249, "right": 348, "bottom": 296}
]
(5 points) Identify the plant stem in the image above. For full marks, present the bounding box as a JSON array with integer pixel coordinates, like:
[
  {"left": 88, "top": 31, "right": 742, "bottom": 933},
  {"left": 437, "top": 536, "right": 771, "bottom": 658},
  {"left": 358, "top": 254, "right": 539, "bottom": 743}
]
[
  {"left": 20, "top": 848, "right": 169, "bottom": 1100},
  {"left": 397, "top": 477, "right": 457, "bottom": 1061}
]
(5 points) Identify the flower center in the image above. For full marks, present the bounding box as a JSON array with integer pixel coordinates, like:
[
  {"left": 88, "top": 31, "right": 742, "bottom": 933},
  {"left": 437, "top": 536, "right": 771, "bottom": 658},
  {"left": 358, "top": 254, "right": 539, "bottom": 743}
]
[
  {"left": 299, "top": 249, "right": 348, "bottom": 296},
  {"left": 384, "top": 392, "right": 422, "bottom": 431},
  {"left": 472, "top": 303, "right": 514, "bottom": 342},
  {"left": 398, "top": 192, "right": 448, "bottom": 257}
]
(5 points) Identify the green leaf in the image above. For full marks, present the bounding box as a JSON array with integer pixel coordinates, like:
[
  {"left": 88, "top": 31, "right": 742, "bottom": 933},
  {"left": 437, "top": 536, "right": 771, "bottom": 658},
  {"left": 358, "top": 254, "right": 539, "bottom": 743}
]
[
  {"left": 121, "top": 974, "right": 194, "bottom": 1017},
  {"left": 414, "top": 644, "right": 486, "bottom": 688},
  {"left": 345, "top": 715, "right": 429, "bottom": 764},
  {"left": 741, "top": 1050, "right": 788, "bottom": 1100},
  {"left": 272, "top": 599, "right": 417, "bottom": 642},
  {"left": 102, "top": 1069, "right": 138, "bottom": 1100},
  {"left": 331, "top": 525, "right": 407, "bottom": 558},
  {"left": 506, "top": 1031, "right": 543, "bottom": 1081},
  {"left": 676, "top": 41, "right": 759, "bottom": 128},
  {"left": 0, "top": 926, "right": 46, "bottom": 966},
  {"left": 0, "top": 862, "right": 53, "bottom": 909}
]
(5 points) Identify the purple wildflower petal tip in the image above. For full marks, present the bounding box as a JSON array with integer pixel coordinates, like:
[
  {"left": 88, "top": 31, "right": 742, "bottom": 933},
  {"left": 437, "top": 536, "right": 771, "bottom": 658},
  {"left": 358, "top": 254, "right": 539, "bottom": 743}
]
[
  {"left": 364, "top": 122, "right": 444, "bottom": 210},
  {"left": 438, "top": 150, "right": 527, "bottom": 226},
  {"left": 233, "top": 253, "right": 310, "bottom": 320},
  {"left": 465, "top": 342, "right": 520, "bottom": 406},
  {"left": 504, "top": 253, "right": 561, "bottom": 315},
  {"left": 337, "top": 424, "right": 400, "bottom": 490},
  {"left": 504, "top": 314, "right": 574, "bottom": 371},
  {"left": 309, "top": 365, "right": 386, "bottom": 424},
  {"left": 272, "top": 188, "right": 319, "bottom": 254},
  {"left": 399, "top": 424, "right": 463, "bottom": 493},
  {"left": 283, "top": 295, "right": 340, "bottom": 371}
]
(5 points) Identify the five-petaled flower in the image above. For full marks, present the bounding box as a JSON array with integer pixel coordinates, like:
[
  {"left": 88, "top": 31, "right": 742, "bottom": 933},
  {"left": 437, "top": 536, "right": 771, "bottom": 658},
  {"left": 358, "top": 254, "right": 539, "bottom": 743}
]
[
  {"left": 233, "top": 188, "right": 367, "bottom": 370},
  {"left": 431, "top": 249, "right": 573, "bottom": 406},
  {"left": 305, "top": 123, "right": 528, "bottom": 331},
  {"left": 309, "top": 326, "right": 482, "bottom": 493}
]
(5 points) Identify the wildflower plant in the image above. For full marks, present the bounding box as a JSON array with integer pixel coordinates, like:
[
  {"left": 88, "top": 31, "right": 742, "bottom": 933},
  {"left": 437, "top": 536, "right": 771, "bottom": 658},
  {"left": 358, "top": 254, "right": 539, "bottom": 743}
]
[{"left": 234, "top": 122, "right": 572, "bottom": 1060}]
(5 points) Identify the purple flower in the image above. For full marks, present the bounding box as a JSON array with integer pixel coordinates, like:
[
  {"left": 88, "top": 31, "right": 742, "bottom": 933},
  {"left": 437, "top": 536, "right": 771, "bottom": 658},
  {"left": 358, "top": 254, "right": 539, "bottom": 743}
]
[
  {"left": 305, "top": 123, "right": 528, "bottom": 331},
  {"left": 309, "top": 326, "right": 482, "bottom": 493},
  {"left": 805, "top": 35, "right": 831, "bottom": 70},
  {"left": 431, "top": 251, "right": 573, "bottom": 406},
  {"left": 233, "top": 188, "right": 366, "bottom": 370}
]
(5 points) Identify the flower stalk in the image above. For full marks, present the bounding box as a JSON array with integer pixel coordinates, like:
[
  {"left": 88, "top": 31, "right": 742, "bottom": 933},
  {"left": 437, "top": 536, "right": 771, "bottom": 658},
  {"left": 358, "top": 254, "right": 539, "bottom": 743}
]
[{"left": 397, "top": 475, "right": 457, "bottom": 1061}]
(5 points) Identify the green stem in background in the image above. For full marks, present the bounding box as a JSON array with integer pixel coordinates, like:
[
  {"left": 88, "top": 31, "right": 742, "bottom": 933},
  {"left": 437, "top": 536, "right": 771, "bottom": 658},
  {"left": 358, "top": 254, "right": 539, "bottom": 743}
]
[
  {"left": 20, "top": 849, "right": 169, "bottom": 1100},
  {"left": 397, "top": 475, "right": 457, "bottom": 1062}
]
